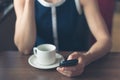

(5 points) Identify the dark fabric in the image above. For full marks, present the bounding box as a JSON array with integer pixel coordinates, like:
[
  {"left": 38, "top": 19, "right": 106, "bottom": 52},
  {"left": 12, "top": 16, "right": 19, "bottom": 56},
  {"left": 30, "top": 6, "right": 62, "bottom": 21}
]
[{"left": 35, "top": 0, "right": 90, "bottom": 51}]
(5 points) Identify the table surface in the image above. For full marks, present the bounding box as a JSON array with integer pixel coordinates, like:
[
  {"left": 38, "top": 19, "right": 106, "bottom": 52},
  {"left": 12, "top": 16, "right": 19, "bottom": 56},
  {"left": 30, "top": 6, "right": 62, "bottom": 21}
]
[{"left": 0, "top": 51, "right": 120, "bottom": 80}]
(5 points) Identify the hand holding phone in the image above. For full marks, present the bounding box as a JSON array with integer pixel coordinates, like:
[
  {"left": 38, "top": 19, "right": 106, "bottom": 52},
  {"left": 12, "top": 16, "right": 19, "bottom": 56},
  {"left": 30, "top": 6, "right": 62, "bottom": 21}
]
[{"left": 59, "top": 59, "right": 78, "bottom": 67}]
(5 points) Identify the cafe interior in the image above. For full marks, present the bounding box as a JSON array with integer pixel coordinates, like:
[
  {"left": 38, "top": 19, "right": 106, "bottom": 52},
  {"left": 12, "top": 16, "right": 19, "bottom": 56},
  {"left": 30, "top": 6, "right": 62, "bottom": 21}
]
[
  {"left": 0, "top": 0, "right": 119, "bottom": 52},
  {"left": 0, "top": 0, "right": 120, "bottom": 80}
]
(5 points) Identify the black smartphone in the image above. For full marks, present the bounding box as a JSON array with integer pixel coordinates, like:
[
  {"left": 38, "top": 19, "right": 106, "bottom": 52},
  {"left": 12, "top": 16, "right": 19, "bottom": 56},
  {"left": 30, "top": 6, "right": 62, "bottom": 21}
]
[{"left": 59, "top": 59, "right": 78, "bottom": 67}]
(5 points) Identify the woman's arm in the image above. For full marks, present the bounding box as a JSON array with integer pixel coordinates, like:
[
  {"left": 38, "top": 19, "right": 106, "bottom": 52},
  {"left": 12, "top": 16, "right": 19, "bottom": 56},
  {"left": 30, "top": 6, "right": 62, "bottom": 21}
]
[
  {"left": 81, "top": 0, "right": 112, "bottom": 65},
  {"left": 57, "top": 0, "right": 112, "bottom": 77},
  {"left": 14, "top": 0, "right": 36, "bottom": 54}
]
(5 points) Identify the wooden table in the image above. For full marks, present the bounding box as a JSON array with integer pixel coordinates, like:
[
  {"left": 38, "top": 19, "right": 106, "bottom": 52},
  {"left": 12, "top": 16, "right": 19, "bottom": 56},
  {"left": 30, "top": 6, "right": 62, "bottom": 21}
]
[{"left": 0, "top": 51, "right": 120, "bottom": 80}]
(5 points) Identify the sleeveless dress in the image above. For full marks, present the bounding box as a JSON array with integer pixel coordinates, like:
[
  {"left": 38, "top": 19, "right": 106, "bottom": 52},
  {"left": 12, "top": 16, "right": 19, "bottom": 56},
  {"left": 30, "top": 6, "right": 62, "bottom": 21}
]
[{"left": 35, "top": 0, "right": 90, "bottom": 51}]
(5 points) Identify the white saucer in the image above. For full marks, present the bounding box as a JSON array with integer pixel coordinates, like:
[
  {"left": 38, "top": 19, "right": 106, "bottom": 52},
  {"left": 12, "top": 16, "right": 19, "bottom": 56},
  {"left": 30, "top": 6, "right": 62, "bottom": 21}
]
[{"left": 28, "top": 53, "right": 64, "bottom": 69}]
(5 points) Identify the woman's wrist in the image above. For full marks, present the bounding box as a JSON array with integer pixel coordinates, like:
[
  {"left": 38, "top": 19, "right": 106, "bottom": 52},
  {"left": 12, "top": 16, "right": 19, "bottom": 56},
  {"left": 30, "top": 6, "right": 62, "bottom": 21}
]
[{"left": 83, "top": 51, "right": 93, "bottom": 66}]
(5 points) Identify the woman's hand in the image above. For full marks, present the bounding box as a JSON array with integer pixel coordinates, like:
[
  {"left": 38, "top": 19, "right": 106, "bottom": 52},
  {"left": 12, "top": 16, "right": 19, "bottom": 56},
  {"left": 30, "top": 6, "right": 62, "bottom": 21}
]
[{"left": 56, "top": 52, "right": 86, "bottom": 77}]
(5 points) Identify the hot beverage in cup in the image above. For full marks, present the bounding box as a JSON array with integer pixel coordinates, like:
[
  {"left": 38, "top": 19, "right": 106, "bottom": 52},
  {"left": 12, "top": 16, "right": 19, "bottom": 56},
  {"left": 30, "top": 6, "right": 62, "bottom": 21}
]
[{"left": 33, "top": 44, "right": 56, "bottom": 66}]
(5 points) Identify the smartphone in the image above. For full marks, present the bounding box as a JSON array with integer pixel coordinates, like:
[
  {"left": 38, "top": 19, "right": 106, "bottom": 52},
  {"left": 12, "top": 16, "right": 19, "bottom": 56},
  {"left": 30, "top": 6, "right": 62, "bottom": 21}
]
[{"left": 59, "top": 59, "right": 78, "bottom": 67}]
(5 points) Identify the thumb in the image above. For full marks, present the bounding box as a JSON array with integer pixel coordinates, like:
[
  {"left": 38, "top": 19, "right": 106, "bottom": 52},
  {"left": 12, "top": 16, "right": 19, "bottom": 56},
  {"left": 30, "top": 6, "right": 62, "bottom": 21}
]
[{"left": 67, "top": 52, "right": 80, "bottom": 60}]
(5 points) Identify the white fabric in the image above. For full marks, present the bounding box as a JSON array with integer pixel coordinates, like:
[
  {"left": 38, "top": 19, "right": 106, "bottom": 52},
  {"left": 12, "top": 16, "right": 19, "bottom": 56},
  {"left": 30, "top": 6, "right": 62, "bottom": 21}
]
[
  {"left": 51, "top": 7, "right": 59, "bottom": 50},
  {"left": 75, "top": 0, "right": 82, "bottom": 15},
  {"left": 37, "top": 0, "right": 65, "bottom": 7}
]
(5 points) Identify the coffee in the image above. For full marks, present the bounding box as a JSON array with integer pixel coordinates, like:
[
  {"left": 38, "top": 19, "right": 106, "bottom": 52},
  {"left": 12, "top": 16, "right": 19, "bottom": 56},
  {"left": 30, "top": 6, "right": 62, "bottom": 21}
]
[{"left": 33, "top": 44, "right": 56, "bottom": 65}]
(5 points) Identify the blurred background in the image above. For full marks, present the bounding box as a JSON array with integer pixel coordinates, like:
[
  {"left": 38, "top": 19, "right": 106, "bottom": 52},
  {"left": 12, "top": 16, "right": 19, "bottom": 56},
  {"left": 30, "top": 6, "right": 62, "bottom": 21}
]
[
  {"left": 112, "top": 0, "right": 120, "bottom": 52},
  {"left": 0, "top": 0, "right": 120, "bottom": 52}
]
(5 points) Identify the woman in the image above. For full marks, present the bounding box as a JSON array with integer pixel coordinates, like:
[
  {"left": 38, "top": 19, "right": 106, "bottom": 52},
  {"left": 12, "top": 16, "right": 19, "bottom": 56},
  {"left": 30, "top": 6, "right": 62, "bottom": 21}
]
[{"left": 13, "top": 0, "right": 112, "bottom": 77}]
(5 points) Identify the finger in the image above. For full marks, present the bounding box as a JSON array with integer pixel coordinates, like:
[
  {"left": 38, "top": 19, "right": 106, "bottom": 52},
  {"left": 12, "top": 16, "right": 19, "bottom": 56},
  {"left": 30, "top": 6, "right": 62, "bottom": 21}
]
[
  {"left": 57, "top": 66, "right": 84, "bottom": 77},
  {"left": 57, "top": 66, "right": 76, "bottom": 73},
  {"left": 56, "top": 67, "right": 63, "bottom": 71},
  {"left": 60, "top": 71, "right": 71, "bottom": 77},
  {"left": 67, "top": 52, "right": 79, "bottom": 60},
  {"left": 57, "top": 67, "right": 71, "bottom": 77}
]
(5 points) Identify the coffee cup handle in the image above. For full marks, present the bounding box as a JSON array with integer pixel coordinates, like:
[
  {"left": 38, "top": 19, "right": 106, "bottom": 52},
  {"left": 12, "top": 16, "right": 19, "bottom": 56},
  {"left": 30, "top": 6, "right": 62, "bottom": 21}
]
[{"left": 33, "top": 47, "right": 38, "bottom": 56}]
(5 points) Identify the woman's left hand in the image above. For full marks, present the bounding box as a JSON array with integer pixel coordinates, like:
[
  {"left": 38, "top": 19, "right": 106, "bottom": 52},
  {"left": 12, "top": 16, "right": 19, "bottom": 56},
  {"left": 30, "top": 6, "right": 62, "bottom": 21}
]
[{"left": 56, "top": 52, "right": 86, "bottom": 77}]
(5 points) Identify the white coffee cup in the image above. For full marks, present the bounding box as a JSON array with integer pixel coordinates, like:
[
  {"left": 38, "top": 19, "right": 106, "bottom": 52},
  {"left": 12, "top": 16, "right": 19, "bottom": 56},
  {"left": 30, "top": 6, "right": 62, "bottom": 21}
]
[{"left": 33, "top": 44, "right": 56, "bottom": 66}]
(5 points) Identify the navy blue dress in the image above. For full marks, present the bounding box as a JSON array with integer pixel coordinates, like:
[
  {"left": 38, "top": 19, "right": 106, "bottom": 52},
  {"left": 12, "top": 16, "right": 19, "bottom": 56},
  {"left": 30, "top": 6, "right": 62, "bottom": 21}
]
[{"left": 35, "top": 0, "right": 90, "bottom": 51}]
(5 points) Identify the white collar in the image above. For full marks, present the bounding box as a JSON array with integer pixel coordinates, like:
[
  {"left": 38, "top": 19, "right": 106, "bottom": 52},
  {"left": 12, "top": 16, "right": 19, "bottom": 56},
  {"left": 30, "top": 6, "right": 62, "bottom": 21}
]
[{"left": 37, "top": 0, "right": 66, "bottom": 7}]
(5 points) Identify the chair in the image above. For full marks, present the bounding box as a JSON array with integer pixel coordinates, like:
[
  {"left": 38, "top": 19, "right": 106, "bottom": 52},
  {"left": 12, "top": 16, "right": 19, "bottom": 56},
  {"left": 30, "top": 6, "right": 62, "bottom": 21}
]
[{"left": 98, "top": 0, "right": 115, "bottom": 34}]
